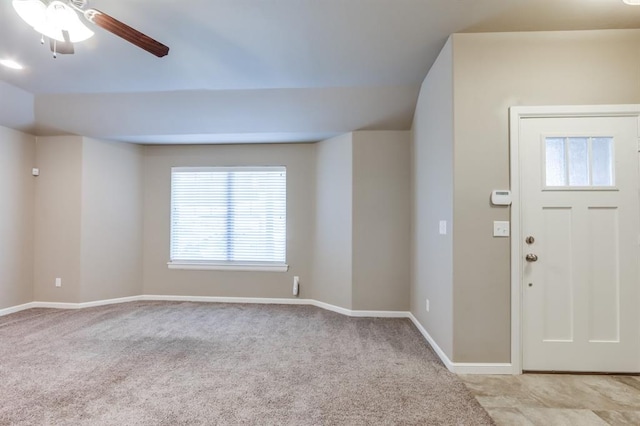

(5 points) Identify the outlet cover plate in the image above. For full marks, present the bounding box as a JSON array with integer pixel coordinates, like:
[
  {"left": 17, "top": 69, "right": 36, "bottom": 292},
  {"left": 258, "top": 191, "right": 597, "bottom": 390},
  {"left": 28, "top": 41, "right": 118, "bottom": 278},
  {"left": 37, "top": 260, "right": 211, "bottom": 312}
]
[{"left": 439, "top": 220, "right": 447, "bottom": 235}]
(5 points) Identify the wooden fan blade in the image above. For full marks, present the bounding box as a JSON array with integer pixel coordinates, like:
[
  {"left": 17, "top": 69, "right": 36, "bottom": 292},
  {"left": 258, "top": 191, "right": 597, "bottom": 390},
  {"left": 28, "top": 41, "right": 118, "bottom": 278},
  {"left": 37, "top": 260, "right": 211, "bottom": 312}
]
[{"left": 85, "top": 9, "right": 169, "bottom": 57}]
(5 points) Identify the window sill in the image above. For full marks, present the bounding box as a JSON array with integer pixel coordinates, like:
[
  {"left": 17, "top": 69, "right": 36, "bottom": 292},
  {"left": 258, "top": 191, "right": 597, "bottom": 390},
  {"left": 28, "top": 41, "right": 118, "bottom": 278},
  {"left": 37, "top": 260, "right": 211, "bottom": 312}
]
[{"left": 167, "top": 262, "right": 289, "bottom": 272}]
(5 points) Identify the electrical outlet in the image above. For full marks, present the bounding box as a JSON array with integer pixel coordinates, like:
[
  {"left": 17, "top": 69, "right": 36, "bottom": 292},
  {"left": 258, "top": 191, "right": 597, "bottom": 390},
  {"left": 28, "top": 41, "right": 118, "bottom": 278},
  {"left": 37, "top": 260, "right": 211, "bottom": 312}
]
[
  {"left": 426, "top": 299, "right": 430, "bottom": 312},
  {"left": 55, "top": 278, "right": 62, "bottom": 287},
  {"left": 439, "top": 220, "right": 447, "bottom": 235}
]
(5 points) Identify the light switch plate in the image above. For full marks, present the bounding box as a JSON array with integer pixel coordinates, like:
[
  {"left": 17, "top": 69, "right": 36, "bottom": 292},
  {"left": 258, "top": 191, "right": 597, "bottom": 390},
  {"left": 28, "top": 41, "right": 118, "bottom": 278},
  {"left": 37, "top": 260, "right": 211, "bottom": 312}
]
[{"left": 493, "top": 221, "right": 510, "bottom": 237}]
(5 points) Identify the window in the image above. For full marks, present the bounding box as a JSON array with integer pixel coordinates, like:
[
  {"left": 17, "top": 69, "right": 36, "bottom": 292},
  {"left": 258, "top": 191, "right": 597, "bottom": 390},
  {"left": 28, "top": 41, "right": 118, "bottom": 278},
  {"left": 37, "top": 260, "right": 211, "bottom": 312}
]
[
  {"left": 544, "top": 136, "right": 614, "bottom": 188},
  {"left": 169, "top": 166, "right": 287, "bottom": 271}
]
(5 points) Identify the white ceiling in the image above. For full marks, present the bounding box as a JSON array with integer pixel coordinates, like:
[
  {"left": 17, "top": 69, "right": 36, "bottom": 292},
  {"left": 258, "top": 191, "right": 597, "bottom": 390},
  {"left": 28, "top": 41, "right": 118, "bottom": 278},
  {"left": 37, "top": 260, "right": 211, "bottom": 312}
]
[{"left": 0, "top": 0, "right": 639, "bottom": 144}]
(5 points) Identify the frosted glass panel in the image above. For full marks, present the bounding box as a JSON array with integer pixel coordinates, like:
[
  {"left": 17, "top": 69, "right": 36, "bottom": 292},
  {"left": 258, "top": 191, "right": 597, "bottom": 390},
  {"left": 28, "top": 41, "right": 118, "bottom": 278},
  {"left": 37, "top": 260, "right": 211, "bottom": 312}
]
[
  {"left": 545, "top": 138, "right": 566, "bottom": 186},
  {"left": 568, "top": 138, "right": 589, "bottom": 186},
  {"left": 544, "top": 136, "right": 614, "bottom": 188},
  {"left": 592, "top": 138, "right": 613, "bottom": 186}
]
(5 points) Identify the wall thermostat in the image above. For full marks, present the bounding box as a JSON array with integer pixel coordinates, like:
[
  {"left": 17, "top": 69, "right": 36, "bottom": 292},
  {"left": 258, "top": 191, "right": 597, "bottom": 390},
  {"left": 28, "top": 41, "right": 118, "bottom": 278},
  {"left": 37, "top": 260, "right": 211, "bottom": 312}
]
[{"left": 491, "top": 190, "right": 512, "bottom": 206}]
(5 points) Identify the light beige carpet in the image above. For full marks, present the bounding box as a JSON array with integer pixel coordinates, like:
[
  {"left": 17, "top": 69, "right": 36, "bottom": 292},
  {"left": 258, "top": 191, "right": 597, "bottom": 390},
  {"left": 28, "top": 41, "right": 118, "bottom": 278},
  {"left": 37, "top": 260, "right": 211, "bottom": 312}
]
[{"left": 0, "top": 301, "right": 494, "bottom": 425}]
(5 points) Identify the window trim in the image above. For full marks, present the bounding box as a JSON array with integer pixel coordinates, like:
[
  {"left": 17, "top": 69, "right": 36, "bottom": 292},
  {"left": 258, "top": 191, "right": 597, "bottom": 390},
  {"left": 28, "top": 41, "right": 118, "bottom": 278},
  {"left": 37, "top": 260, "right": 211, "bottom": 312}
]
[
  {"left": 167, "top": 261, "right": 288, "bottom": 272},
  {"left": 169, "top": 166, "right": 288, "bottom": 272}
]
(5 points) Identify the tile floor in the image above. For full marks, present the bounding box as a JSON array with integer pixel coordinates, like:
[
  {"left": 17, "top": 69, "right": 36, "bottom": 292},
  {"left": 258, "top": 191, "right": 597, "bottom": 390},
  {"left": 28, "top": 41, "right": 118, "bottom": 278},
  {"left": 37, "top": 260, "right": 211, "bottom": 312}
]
[{"left": 460, "top": 374, "right": 640, "bottom": 425}]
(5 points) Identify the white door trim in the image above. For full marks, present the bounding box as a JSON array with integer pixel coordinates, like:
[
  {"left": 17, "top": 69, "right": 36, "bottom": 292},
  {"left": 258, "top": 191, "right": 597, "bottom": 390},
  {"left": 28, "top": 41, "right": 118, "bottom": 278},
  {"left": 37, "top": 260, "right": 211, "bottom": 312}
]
[{"left": 509, "top": 104, "right": 640, "bottom": 375}]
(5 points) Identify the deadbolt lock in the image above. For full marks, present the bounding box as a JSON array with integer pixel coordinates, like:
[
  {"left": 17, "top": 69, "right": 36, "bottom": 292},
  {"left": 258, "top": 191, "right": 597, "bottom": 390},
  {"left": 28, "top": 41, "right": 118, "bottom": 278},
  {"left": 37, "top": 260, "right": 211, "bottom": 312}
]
[{"left": 525, "top": 236, "right": 535, "bottom": 244}]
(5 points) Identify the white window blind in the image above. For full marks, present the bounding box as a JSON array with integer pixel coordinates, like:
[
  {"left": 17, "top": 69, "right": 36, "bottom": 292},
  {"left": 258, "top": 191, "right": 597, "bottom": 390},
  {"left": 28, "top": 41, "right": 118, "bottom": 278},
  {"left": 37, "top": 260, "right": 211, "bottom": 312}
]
[{"left": 170, "top": 166, "right": 287, "bottom": 270}]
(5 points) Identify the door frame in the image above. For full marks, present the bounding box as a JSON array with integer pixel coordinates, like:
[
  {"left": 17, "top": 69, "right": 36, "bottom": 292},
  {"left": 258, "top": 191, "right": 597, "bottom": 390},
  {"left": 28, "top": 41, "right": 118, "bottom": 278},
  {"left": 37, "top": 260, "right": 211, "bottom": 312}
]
[{"left": 509, "top": 104, "right": 640, "bottom": 375}]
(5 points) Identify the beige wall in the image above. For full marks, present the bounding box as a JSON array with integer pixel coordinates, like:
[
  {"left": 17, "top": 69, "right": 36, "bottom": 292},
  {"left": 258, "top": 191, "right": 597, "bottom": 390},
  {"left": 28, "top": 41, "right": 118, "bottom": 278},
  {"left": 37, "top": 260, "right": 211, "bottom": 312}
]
[
  {"left": 80, "top": 138, "right": 144, "bottom": 302},
  {"left": 33, "top": 136, "right": 144, "bottom": 304},
  {"left": 143, "top": 134, "right": 409, "bottom": 311},
  {"left": 17, "top": 131, "right": 409, "bottom": 311},
  {"left": 0, "top": 126, "right": 35, "bottom": 309},
  {"left": 410, "top": 38, "right": 455, "bottom": 359},
  {"left": 451, "top": 29, "right": 640, "bottom": 362},
  {"left": 142, "top": 144, "right": 315, "bottom": 298},
  {"left": 312, "top": 134, "right": 353, "bottom": 308},
  {"left": 352, "top": 131, "right": 410, "bottom": 311},
  {"left": 34, "top": 136, "right": 83, "bottom": 303}
]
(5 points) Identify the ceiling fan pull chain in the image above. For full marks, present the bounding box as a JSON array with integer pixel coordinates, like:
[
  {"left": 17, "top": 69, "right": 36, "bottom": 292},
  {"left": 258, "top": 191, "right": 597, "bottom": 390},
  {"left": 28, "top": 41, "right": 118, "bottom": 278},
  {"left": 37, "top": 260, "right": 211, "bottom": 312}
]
[{"left": 52, "top": 40, "right": 57, "bottom": 58}]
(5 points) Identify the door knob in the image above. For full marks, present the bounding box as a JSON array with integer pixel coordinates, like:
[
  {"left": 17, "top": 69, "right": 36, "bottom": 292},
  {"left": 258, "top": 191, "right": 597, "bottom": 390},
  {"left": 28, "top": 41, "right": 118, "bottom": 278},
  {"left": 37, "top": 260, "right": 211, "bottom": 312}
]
[{"left": 525, "top": 253, "right": 538, "bottom": 262}]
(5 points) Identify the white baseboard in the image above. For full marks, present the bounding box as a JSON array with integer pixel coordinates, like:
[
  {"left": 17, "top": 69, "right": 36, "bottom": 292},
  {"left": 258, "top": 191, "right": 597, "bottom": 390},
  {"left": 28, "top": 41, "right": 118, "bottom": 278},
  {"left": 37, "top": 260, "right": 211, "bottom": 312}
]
[
  {"left": 452, "top": 363, "right": 514, "bottom": 375},
  {"left": 78, "top": 295, "right": 142, "bottom": 308},
  {"left": 407, "top": 312, "right": 455, "bottom": 372},
  {"left": 2, "top": 295, "right": 402, "bottom": 318},
  {"left": 32, "top": 302, "right": 82, "bottom": 309},
  {"left": 139, "top": 294, "right": 311, "bottom": 306},
  {"left": 309, "top": 299, "right": 352, "bottom": 316},
  {"left": 0, "top": 302, "right": 37, "bottom": 317},
  {"left": 407, "top": 313, "right": 513, "bottom": 375},
  {"left": 139, "top": 295, "right": 407, "bottom": 318},
  {"left": 1, "top": 295, "right": 511, "bottom": 374},
  {"left": 29, "top": 295, "right": 143, "bottom": 311},
  {"left": 309, "top": 299, "right": 408, "bottom": 318}
]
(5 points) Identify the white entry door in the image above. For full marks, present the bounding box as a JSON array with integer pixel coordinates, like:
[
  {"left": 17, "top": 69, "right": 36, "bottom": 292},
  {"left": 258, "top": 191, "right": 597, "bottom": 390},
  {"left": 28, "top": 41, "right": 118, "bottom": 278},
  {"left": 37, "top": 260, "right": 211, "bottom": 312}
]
[{"left": 520, "top": 113, "right": 640, "bottom": 372}]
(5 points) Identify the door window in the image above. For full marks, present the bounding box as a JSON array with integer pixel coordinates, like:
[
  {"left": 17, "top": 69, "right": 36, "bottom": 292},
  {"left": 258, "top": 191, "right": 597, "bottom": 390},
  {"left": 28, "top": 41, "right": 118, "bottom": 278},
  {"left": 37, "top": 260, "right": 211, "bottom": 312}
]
[{"left": 544, "top": 137, "right": 614, "bottom": 188}]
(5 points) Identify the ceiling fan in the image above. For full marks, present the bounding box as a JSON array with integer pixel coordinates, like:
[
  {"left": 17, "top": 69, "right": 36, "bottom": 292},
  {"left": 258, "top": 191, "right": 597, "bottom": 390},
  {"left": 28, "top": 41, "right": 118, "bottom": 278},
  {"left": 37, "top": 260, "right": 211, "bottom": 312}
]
[{"left": 12, "top": 0, "right": 169, "bottom": 58}]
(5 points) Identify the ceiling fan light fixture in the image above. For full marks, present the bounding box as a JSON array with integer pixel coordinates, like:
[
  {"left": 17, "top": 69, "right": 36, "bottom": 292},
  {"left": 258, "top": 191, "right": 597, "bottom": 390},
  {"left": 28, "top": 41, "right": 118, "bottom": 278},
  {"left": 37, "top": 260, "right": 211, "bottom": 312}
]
[
  {"left": 12, "top": 0, "right": 47, "bottom": 28},
  {"left": 13, "top": 0, "right": 168, "bottom": 57},
  {"left": 12, "top": 0, "right": 94, "bottom": 43},
  {"left": 622, "top": 0, "right": 640, "bottom": 4}
]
